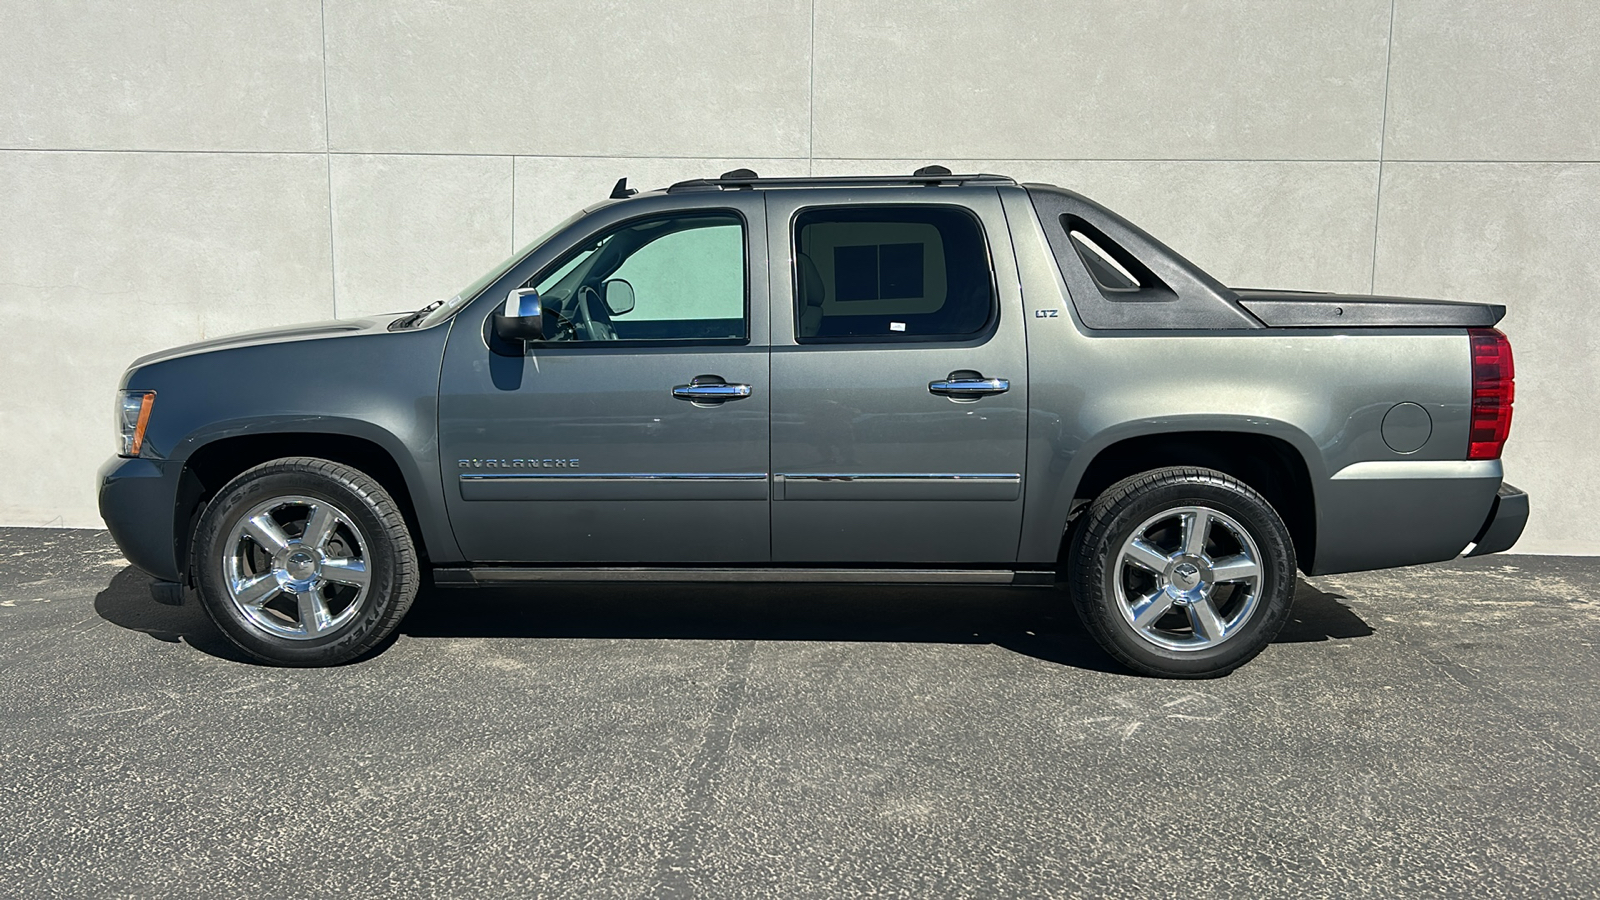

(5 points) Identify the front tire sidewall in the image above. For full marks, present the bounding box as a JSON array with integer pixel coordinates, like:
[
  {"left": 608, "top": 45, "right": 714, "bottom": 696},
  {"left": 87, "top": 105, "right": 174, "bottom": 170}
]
[
  {"left": 1075, "top": 473, "right": 1295, "bottom": 678},
  {"left": 194, "top": 464, "right": 410, "bottom": 666}
]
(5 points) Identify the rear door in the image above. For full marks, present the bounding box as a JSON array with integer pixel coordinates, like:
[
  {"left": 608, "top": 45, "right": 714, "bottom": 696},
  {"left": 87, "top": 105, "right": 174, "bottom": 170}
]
[
  {"left": 438, "top": 192, "right": 770, "bottom": 563},
  {"left": 766, "top": 188, "right": 1029, "bottom": 564}
]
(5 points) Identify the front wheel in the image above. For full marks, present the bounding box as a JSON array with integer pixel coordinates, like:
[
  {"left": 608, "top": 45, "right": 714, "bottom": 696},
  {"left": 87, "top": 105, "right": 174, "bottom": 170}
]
[
  {"left": 192, "top": 457, "right": 419, "bottom": 666},
  {"left": 1068, "top": 467, "right": 1296, "bottom": 678}
]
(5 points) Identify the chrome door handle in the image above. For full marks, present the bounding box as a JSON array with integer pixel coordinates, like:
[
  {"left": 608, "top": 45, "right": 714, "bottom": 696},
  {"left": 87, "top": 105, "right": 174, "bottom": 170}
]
[
  {"left": 672, "top": 375, "right": 752, "bottom": 403},
  {"left": 928, "top": 376, "right": 1009, "bottom": 397}
]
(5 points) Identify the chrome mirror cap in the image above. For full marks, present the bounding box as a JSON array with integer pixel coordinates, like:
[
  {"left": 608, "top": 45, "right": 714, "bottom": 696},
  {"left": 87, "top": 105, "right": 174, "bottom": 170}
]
[{"left": 494, "top": 288, "right": 544, "bottom": 342}]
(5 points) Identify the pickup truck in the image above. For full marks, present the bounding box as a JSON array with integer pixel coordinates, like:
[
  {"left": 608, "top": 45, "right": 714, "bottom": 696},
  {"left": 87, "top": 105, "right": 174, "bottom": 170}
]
[{"left": 97, "top": 168, "right": 1527, "bottom": 677}]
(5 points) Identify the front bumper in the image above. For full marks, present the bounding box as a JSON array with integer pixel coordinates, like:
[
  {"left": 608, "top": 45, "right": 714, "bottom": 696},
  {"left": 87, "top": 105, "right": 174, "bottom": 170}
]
[
  {"left": 97, "top": 455, "right": 182, "bottom": 582},
  {"left": 1465, "top": 483, "right": 1529, "bottom": 557}
]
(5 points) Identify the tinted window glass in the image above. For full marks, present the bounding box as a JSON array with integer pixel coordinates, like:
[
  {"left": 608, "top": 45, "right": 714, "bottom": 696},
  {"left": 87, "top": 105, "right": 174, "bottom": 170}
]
[
  {"left": 794, "top": 206, "right": 992, "bottom": 341},
  {"left": 528, "top": 212, "right": 746, "bottom": 343}
]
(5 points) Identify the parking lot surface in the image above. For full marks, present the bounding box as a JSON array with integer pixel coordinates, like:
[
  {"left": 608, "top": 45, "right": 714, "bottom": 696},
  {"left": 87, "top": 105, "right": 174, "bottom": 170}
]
[{"left": 1, "top": 527, "right": 1597, "bottom": 898}]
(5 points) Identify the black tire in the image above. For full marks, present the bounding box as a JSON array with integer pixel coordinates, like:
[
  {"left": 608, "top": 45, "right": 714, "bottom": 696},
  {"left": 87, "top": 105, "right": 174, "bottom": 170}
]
[
  {"left": 192, "top": 457, "right": 419, "bottom": 666},
  {"left": 1067, "top": 467, "right": 1296, "bottom": 678}
]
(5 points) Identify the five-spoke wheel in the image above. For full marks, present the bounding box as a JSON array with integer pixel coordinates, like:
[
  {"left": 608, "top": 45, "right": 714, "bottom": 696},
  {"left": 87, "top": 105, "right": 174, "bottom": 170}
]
[
  {"left": 1069, "top": 467, "right": 1296, "bottom": 678},
  {"left": 194, "top": 458, "right": 418, "bottom": 666},
  {"left": 1114, "top": 505, "right": 1263, "bottom": 651},
  {"left": 223, "top": 495, "right": 372, "bottom": 640}
]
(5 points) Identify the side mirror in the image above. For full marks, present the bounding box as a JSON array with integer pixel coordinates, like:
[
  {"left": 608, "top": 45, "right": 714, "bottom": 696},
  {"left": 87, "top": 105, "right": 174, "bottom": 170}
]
[
  {"left": 602, "top": 278, "right": 636, "bottom": 316},
  {"left": 494, "top": 288, "right": 544, "bottom": 342}
]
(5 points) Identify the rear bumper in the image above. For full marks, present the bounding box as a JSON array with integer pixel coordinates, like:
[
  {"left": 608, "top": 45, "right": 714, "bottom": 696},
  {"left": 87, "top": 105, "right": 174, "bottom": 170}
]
[
  {"left": 97, "top": 455, "right": 182, "bottom": 582},
  {"left": 1465, "top": 483, "right": 1529, "bottom": 557},
  {"left": 1310, "top": 459, "right": 1506, "bottom": 575}
]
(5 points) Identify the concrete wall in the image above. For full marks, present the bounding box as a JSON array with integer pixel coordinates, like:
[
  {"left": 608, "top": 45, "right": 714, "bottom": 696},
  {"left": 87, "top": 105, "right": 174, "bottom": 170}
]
[{"left": 2, "top": 0, "right": 1595, "bottom": 555}]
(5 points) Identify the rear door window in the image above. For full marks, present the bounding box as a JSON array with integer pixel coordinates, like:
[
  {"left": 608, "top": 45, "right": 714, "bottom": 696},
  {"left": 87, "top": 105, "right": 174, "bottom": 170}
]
[{"left": 793, "top": 206, "right": 994, "bottom": 342}]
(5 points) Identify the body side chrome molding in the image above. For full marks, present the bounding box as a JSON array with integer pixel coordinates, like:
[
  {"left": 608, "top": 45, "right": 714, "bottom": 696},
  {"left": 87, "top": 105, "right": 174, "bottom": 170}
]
[
  {"left": 458, "top": 472, "right": 769, "bottom": 502},
  {"left": 777, "top": 473, "right": 1022, "bottom": 481},
  {"left": 460, "top": 472, "right": 768, "bottom": 481},
  {"left": 1329, "top": 459, "right": 1503, "bottom": 481},
  {"left": 774, "top": 473, "right": 1023, "bottom": 502},
  {"left": 459, "top": 471, "right": 1024, "bottom": 501}
]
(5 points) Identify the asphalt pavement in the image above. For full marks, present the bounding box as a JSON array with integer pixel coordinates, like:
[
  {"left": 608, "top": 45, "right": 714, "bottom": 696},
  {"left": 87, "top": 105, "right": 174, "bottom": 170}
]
[{"left": 2, "top": 527, "right": 1597, "bottom": 898}]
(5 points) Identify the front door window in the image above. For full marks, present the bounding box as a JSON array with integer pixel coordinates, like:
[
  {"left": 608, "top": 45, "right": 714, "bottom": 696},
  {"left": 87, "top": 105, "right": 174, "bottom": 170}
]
[{"left": 527, "top": 212, "right": 747, "bottom": 343}]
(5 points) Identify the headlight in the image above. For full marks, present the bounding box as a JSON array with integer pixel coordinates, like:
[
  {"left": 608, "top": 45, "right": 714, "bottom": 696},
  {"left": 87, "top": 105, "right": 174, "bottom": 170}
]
[{"left": 117, "top": 390, "right": 156, "bottom": 457}]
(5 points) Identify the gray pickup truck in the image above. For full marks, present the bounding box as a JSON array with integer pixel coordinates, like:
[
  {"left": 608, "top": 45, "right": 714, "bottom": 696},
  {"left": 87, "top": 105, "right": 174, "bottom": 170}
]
[{"left": 98, "top": 169, "right": 1526, "bottom": 677}]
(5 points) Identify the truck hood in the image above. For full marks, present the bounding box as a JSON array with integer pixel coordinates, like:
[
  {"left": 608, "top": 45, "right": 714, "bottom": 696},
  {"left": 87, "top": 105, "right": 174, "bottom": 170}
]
[{"left": 129, "top": 314, "right": 408, "bottom": 368}]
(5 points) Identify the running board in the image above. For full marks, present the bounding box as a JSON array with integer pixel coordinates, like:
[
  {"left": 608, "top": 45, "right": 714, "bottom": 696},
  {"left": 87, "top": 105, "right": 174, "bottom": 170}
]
[{"left": 434, "top": 567, "right": 1057, "bottom": 587}]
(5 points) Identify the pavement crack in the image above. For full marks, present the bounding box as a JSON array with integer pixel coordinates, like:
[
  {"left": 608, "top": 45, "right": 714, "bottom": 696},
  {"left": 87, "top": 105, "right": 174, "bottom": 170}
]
[{"left": 653, "top": 640, "right": 754, "bottom": 899}]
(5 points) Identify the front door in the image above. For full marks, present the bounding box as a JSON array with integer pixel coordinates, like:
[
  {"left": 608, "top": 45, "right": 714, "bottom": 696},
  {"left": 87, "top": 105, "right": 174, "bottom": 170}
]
[
  {"left": 439, "top": 195, "right": 770, "bottom": 563},
  {"left": 766, "top": 189, "right": 1029, "bottom": 564}
]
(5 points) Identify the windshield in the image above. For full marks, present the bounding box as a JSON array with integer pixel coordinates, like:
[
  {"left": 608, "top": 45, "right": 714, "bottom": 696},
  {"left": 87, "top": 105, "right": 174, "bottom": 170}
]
[{"left": 412, "top": 210, "right": 587, "bottom": 329}]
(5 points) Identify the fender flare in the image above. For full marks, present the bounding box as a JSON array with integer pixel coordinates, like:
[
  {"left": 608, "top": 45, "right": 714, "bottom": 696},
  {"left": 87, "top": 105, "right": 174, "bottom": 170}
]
[
  {"left": 1020, "top": 413, "right": 1326, "bottom": 564},
  {"left": 171, "top": 415, "right": 463, "bottom": 567}
]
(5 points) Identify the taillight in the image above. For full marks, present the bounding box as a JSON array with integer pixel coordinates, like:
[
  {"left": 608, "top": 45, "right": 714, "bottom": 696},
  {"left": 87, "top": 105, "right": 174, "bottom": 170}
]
[{"left": 1468, "top": 328, "right": 1514, "bottom": 460}]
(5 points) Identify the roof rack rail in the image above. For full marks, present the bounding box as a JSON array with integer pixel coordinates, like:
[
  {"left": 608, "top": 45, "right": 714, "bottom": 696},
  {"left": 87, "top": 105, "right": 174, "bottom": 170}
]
[{"left": 666, "top": 172, "right": 1016, "bottom": 193}]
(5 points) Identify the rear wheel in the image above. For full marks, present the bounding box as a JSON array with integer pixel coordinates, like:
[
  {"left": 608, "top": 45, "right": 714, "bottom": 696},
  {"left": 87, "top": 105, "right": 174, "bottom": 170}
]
[
  {"left": 1068, "top": 467, "right": 1296, "bottom": 678},
  {"left": 193, "top": 457, "right": 418, "bottom": 666}
]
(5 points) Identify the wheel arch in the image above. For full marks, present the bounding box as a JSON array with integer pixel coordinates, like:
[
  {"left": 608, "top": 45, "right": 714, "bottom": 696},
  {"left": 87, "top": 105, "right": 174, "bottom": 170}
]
[
  {"left": 173, "top": 423, "right": 454, "bottom": 583},
  {"left": 1059, "top": 427, "right": 1319, "bottom": 573}
]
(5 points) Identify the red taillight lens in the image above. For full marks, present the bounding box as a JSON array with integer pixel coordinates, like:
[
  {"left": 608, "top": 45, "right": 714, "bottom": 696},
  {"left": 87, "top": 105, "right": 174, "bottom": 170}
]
[{"left": 1468, "top": 328, "right": 1514, "bottom": 459}]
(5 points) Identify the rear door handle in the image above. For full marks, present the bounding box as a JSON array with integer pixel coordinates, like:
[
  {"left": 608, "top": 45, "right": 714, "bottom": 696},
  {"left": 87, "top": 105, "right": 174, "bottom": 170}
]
[
  {"left": 928, "top": 375, "right": 1010, "bottom": 397},
  {"left": 672, "top": 374, "right": 752, "bottom": 403}
]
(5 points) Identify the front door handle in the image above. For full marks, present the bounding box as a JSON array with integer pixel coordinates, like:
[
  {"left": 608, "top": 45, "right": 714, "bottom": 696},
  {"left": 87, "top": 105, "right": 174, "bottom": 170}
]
[
  {"left": 672, "top": 375, "right": 752, "bottom": 403},
  {"left": 928, "top": 374, "right": 1010, "bottom": 398}
]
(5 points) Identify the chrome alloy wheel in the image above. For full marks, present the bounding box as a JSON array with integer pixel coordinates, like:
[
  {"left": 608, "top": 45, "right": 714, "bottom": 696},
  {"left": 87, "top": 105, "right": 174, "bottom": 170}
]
[
  {"left": 222, "top": 495, "right": 372, "bottom": 640},
  {"left": 1112, "top": 505, "right": 1263, "bottom": 652}
]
